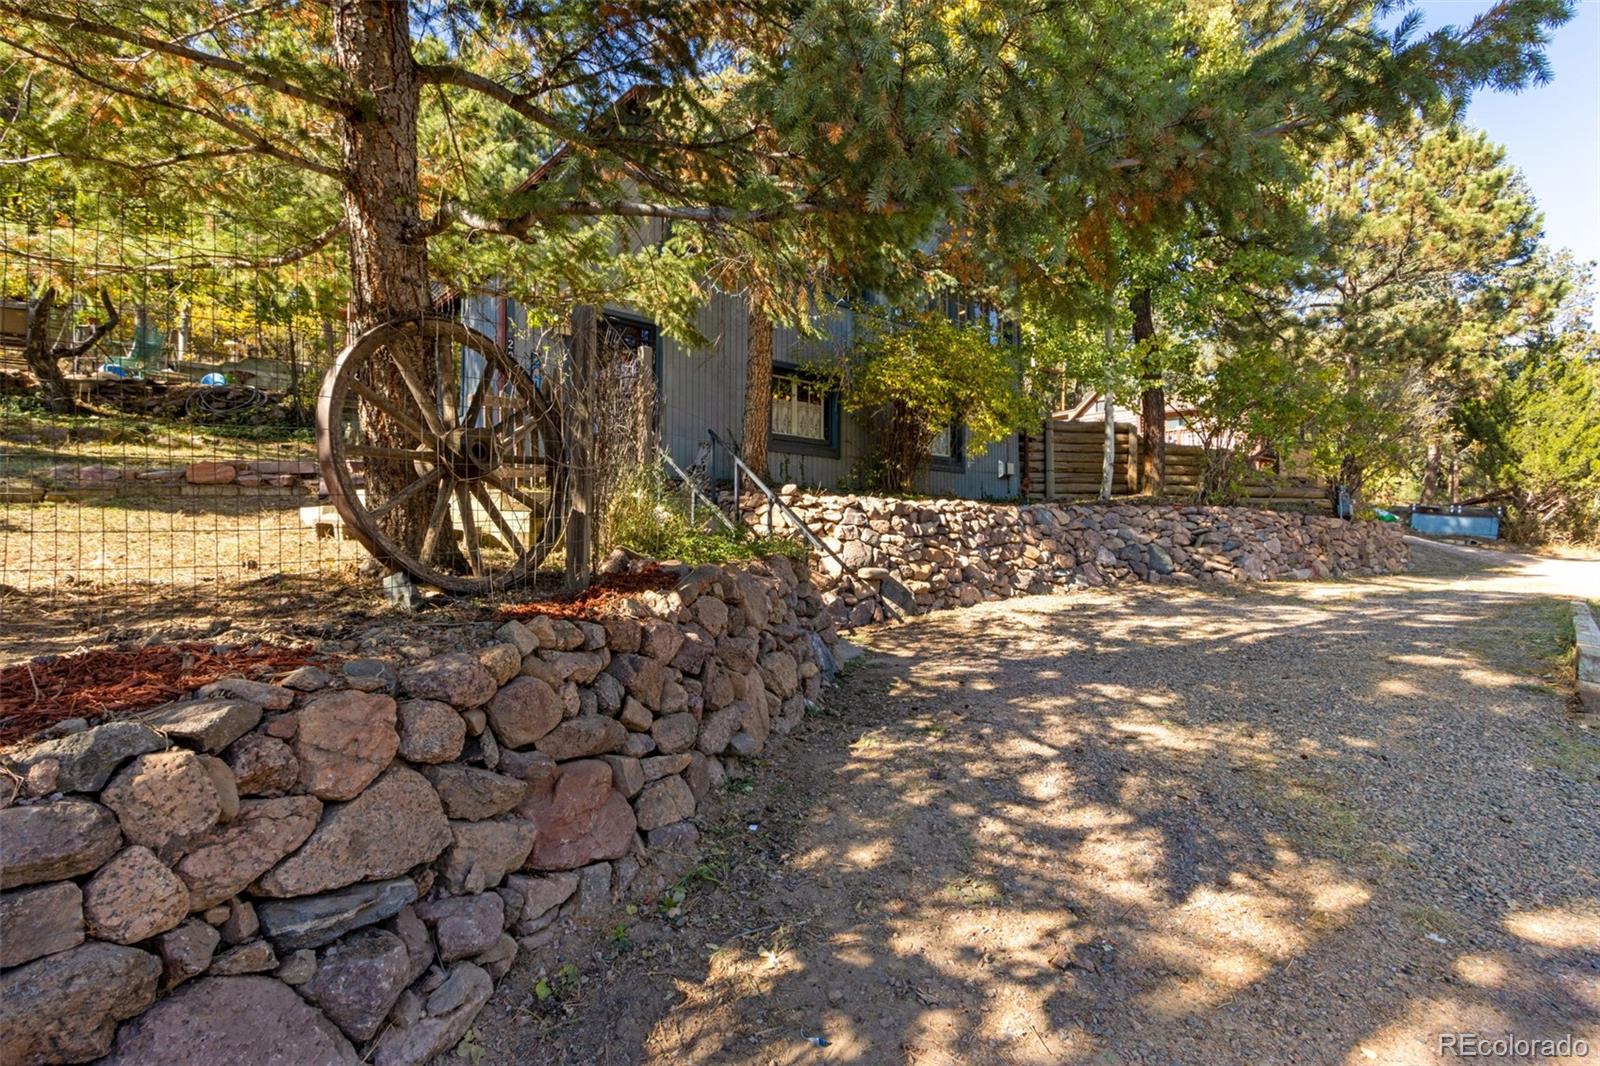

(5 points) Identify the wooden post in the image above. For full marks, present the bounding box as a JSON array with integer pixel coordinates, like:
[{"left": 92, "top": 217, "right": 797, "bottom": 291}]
[
  {"left": 566, "top": 305, "right": 596, "bottom": 586},
  {"left": 1125, "top": 422, "right": 1139, "bottom": 494},
  {"left": 1042, "top": 416, "right": 1055, "bottom": 501},
  {"left": 1100, "top": 325, "right": 1115, "bottom": 503}
]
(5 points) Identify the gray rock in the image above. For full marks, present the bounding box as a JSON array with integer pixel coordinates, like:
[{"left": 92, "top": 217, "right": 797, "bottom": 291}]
[
  {"left": 274, "top": 947, "right": 317, "bottom": 985},
  {"left": 0, "top": 799, "right": 122, "bottom": 889},
  {"left": 196, "top": 677, "right": 294, "bottom": 710},
  {"left": 423, "top": 764, "right": 527, "bottom": 820},
  {"left": 504, "top": 871, "right": 579, "bottom": 925},
  {"left": 157, "top": 918, "right": 220, "bottom": 989},
  {"left": 0, "top": 880, "right": 83, "bottom": 968},
  {"left": 387, "top": 905, "right": 434, "bottom": 985},
  {"left": 415, "top": 892, "right": 504, "bottom": 962},
  {"left": 371, "top": 964, "right": 492, "bottom": 1066},
  {"left": 0, "top": 942, "right": 160, "bottom": 1064},
  {"left": 649, "top": 712, "right": 698, "bottom": 754},
  {"left": 143, "top": 699, "right": 263, "bottom": 753},
  {"left": 256, "top": 877, "right": 419, "bottom": 951},
  {"left": 210, "top": 939, "right": 277, "bottom": 975},
  {"left": 574, "top": 862, "right": 612, "bottom": 919},
  {"left": 1, "top": 721, "right": 166, "bottom": 793},
  {"left": 280, "top": 665, "right": 333, "bottom": 691},
  {"left": 302, "top": 928, "right": 412, "bottom": 1042},
  {"left": 534, "top": 715, "right": 626, "bottom": 760},
  {"left": 102, "top": 975, "right": 359, "bottom": 1065},
  {"left": 440, "top": 817, "right": 537, "bottom": 892},
  {"left": 342, "top": 658, "right": 398, "bottom": 694},
  {"left": 646, "top": 821, "right": 700, "bottom": 850},
  {"left": 633, "top": 775, "right": 696, "bottom": 831},
  {"left": 399, "top": 652, "right": 497, "bottom": 708}
]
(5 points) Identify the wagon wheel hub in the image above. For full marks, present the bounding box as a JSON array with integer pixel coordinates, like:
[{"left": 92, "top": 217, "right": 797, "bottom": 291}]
[{"left": 438, "top": 427, "right": 499, "bottom": 481}]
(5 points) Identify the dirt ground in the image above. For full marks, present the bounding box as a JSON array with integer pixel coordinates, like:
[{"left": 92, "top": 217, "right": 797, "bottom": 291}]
[{"left": 466, "top": 538, "right": 1600, "bottom": 1066}]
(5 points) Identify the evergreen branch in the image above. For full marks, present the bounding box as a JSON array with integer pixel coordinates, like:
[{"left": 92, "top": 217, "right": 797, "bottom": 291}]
[
  {"left": 0, "top": 35, "right": 341, "bottom": 180},
  {"left": 0, "top": 3, "right": 351, "bottom": 114}
]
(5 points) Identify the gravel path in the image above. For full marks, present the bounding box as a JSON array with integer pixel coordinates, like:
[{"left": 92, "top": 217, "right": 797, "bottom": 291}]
[{"left": 469, "top": 540, "right": 1600, "bottom": 1066}]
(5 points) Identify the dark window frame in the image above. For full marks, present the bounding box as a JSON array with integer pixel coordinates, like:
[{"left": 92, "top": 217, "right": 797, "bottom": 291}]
[
  {"left": 769, "top": 361, "right": 842, "bottom": 459},
  {"left": 928, "top": 421, "right": 967, "bottom": 473}
]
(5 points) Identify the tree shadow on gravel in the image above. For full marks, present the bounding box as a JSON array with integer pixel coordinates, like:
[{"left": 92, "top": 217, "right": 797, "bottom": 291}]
[{"left": 470, "top": 556, "right": 1599, "bottom": 1066}]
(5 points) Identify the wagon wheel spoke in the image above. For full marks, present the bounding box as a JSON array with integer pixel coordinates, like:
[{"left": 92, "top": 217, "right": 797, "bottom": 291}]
[
  {"left": 453, "top": 481, "right": 484, "bottom": 575},
  {"left": 484, "top": 472, "right": 548, "bottom": 515},
  {"left": 384, "top": 343, "right": 452, "bottom": 441},
  {"left": 417, "top": 475, "right": 455, "bottom": 566},
  {"left": 346, "top": 445, "right": 437, "bottom": 464},
  {"left": 367, "top": 466, "right": 443, "bottom": 521},
  {"left": 434, "top": 334, "right": 460, "bottom": 430},
  {"left": 348, "top": 379, "right": 428, "bottom": 443},
  {"left": 470, "top": 481, "right": 525, "bottom": 557}
]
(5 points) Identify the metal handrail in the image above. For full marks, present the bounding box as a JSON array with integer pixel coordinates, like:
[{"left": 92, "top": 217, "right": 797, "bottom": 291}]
[
  {"left": 705, "top": 430, "right": 908, "bottom": 621},
  {"left": 658, "top": 445, "right": 737, "bottom": 533}
]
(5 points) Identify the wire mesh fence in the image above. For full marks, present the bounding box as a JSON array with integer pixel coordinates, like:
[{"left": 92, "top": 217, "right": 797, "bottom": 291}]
[{"left": 0, "top": 197, "right": 662, "bottom": 655}]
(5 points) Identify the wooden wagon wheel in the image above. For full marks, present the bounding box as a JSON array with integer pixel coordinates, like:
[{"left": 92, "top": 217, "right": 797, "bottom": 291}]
[{"left": 316, "top": 316, "right": 567, "bottom": 594}]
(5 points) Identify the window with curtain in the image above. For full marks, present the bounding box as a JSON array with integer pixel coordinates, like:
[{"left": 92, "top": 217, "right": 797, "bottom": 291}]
[{"left": 772, "top": 373, "right": 829, "bottom": 442}]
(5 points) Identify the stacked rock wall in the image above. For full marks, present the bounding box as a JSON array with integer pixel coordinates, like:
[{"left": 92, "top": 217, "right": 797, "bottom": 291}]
[
  {"left": 747, "top": 491, "right": 1408, "bottom": 627},
  {"left": 0, "top": 555, "right": 837, "bottom": 1065}
]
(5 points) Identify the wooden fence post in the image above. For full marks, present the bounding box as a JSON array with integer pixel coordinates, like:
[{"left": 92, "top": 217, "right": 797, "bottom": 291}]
[
  {"left": 1042, "top": 416, "right": 1055, "bottom": 501},
  {"left": 565, "top": 305, "right": 596, "bottom": 586}
]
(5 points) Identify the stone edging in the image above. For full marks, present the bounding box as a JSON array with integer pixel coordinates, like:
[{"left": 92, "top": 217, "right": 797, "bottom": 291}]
[{"left": 1574, "top": 601, "right": 1600, "bottom": 712}]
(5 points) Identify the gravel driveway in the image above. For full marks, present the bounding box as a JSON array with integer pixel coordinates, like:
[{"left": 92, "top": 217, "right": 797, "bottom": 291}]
[{"left": 470, "top": 539, "right": 1600, "bottom": 1066}]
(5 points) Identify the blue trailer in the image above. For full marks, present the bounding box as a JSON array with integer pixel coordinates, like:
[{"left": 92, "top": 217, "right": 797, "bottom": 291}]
[{"left": 1408, "top": 506, "right": 1502, "bottom": 540}]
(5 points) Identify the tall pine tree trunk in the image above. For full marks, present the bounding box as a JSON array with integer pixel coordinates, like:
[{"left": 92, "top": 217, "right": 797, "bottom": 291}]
[
  {"left": 331, "top": 1, "right": 436, "bottom": 554},
  {"left": 1420, "top": 440, "right": 1442, "bottom": 503},
  {"left": 742, "top": 296, "right": 774, "bottom": 479},
  {"left": 1132, "top": 287, "right": 1164, "bottom": 496}
]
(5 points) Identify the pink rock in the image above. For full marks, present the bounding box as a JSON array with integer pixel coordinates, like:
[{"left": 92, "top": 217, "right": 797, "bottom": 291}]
[
  {"left": 293, "top": 690, "right": 399, "bottom": 800},
  {"left": 100, "top": 751, "right": 223, "bottom": 856},
  {"left": 223, "top": 733, "right": 299, "bottom": 795},
  {"left": 175, "top": 796, "right": 322, "bottom": 910},
  {"left": 485, "top": 677, "right": 562, "bottom": 749},
  {"left": 254, "top": 767, "right": 450, "bottom": 898},
  {"left": 83, "top": 846, "right": 190, "bottom": 944},
  {"left": 185, "top": 462, "right": 236, "bottom": 485},
  {"left": 517, "top": 759, "right": 636, "bottom": 871}
]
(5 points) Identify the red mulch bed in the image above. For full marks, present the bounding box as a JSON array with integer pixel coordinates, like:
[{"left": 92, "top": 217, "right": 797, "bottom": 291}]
[
  {"left": 0, "top": 643, "right": 327, "bottom": 748},
  {"left": 499, "top": 565, "right": 680, "bottom": 622}
]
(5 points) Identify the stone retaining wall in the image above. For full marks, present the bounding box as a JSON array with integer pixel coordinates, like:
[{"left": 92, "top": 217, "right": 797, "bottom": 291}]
[
  {"left": 746, "top": 491, "right": 1408, "bottom": 627},
  {"left": 0, "top": 555, "right": 838, "bottom": 1065}
]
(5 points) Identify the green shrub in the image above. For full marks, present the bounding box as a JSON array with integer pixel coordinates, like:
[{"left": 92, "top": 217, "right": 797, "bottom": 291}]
[{"left": 602, "top": 464, "right": 808, "bottom": 567}]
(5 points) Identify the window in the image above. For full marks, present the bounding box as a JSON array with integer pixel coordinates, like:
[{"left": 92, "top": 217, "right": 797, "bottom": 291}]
[
  {"left": 772, "top": 374, "right": 827, "bottom": 441},
  {"left": 929, "top": 421, "right": 966, "bottom": 470},
  {"left": 770, "top": 366, "right": 840, "bottom": 457}
]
